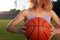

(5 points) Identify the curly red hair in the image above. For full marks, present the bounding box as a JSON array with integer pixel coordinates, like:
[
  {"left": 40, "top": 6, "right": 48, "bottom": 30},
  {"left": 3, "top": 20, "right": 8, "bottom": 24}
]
[{"left": 29, "top": 0, "right": 53, "bottom": 11}]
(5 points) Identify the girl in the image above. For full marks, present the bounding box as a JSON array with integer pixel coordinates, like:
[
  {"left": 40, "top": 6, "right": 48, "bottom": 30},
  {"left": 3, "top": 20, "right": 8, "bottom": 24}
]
[{"left": 7, "top": 0, "right": 60, "bottom": 40}]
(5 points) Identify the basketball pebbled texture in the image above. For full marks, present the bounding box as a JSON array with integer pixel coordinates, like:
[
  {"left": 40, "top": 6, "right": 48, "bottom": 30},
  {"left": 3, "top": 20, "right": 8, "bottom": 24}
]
[{"left": 24, "top": 17, "right": 52, "bottom": 40}]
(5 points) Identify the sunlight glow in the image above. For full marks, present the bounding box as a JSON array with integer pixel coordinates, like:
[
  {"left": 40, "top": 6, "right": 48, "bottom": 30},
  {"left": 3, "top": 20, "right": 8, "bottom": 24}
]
[
  {"left": 0, "top": 0, "right": 15, "bottom": 12},
  {"left": 16, "top": 0, "right": 29, "bottom": 11},
  {"left": 0, "top": 0, "right": 57, "bottom": 12}
]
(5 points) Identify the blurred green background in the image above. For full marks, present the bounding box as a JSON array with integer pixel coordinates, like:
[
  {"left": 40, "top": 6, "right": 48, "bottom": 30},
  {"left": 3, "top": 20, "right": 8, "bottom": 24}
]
[{"left": 0, "top": 19, "right": 26, "bottom": 40}]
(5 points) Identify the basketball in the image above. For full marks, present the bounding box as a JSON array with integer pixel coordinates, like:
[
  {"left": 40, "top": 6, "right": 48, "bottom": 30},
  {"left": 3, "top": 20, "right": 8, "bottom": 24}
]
[{"left": 24, "top": 17, "right": 52, "bottom": 40}]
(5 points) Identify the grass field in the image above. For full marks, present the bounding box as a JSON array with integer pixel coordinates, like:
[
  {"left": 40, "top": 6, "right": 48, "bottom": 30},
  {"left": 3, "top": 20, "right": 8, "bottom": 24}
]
[
  {"left": 0, "top": 19, "right": 58, "bottom": 40},
  {"left": 0, "top": 19, "right": 26, "bottom": 40}
]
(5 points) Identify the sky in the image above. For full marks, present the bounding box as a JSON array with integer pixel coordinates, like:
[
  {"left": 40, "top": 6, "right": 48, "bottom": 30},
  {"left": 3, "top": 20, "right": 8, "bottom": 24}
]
[
  {"left": 0, "top": 0, "right": 15, "bottom": 12},
  {"left": 16, "top": 0, "right": 29, "bottom": 10},
  {"left": 0, "top": 0, "right": 57, "bottom": 12}
]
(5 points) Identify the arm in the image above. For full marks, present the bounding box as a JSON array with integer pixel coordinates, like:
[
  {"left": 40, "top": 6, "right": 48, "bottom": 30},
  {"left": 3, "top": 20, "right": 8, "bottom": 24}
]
[
  {"left": 49, "top": 10, "right": 60, "bottom": 40},
  {"left": 7, "top": 10, "right": 29, "bottom": 34},
  {"left": 50, "top": 10, "right": 60, "bottom": 27}
]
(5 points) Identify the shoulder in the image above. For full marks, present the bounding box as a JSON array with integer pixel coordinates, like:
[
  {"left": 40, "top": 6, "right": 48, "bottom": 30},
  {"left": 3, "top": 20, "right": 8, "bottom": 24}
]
[
  {"left": 18, "top": 9, "right": 30, "bottom": 17},
  {"left": 48, "top": 10, "right": 56, "bottom": 17}
]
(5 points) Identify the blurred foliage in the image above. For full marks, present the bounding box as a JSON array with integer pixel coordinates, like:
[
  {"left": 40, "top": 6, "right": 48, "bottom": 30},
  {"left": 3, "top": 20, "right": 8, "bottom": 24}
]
[
  {"left": 51, "top": 34, "right": 60, "bottom": 40},
  {"left": 9, "top": 9, "right": 20, "bottom": 14},
  {"left": 0, "top": 9, "right": 21, "bottom": 19}
]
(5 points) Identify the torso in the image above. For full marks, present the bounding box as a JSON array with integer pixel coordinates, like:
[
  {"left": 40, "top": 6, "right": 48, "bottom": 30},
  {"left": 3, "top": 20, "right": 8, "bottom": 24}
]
[{"left": 25, "top": 9, "right": 51, "bottom": 23}]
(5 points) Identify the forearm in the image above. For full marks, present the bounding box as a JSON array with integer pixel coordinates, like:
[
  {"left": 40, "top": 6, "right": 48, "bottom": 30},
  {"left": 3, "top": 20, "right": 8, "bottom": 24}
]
[
  {"left": 58, "top": 23, "right": 60, "bottom": 27},
  {"left": 7, "top": 25, "right": 22, "bottom": 34},
  {"left": 56, "top": 21, "right": 60, "bottom": 28}
]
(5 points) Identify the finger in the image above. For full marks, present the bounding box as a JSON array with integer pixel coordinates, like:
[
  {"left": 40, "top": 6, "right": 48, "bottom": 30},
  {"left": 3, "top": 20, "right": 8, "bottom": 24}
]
[
  {"left": 21, "top": 29, "right": 26, "bottom": 33},
  {"left": 22, "top": 27, "right": 27, "bottom": 30},
  {"left": 50, "top": 28, "right": 53, "bottom": 32}
]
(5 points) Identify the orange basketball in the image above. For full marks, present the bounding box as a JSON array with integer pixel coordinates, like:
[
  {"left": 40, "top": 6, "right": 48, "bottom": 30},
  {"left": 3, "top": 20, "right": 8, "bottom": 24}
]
[{"left": 24, "top": 17, "right": 52, "bottom": 40}]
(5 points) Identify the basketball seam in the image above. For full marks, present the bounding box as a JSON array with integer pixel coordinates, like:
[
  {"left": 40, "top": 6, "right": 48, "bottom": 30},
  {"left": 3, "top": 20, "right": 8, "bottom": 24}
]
[
  {"left": 38, "top": 17, "right": 40, "bottom": 40},
  {"left": 42, "top": 20, "right": 49, "bottom": 40},
  {"left": 27, "top": 19, "right": 36, "bottom": 40}
]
